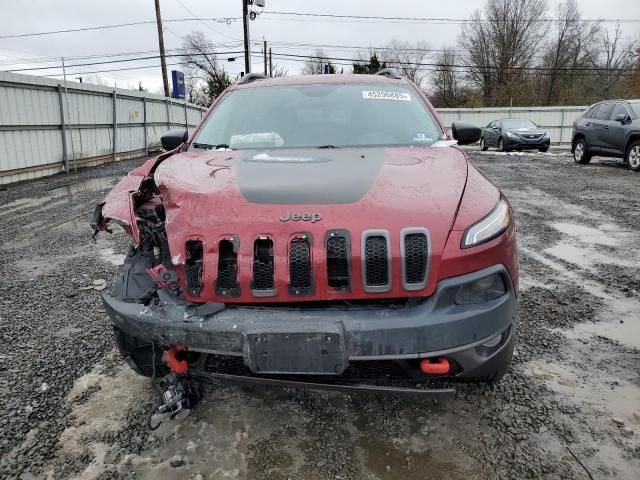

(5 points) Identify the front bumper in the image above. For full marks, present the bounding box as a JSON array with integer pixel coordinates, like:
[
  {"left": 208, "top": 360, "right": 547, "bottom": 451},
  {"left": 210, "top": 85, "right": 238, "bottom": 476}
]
[
  {"left": 105, "top": 265, "right": 516, "bottom": 386},
  {"left": 503, "top": 136, "right": 550, "bottom": 149}
]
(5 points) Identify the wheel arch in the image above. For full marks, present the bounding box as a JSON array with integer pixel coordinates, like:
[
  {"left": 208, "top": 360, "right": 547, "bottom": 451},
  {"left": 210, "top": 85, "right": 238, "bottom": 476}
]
[
  {"left": 572, "top": 133, "right": 586, "bottom": 153},
  {"left": 625, "top": 134, "right": 640, "bottom": 154}
]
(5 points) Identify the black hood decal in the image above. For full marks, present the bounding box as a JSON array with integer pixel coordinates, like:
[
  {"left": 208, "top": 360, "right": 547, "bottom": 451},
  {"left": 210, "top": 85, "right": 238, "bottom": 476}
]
[{"left": 237, "top": 149, "right": 385, "bottom": 204}]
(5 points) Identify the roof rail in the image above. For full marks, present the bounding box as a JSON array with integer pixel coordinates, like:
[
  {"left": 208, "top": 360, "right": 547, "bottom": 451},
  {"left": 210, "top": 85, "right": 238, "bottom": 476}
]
[
  {"left": 375, "top": 68, "right": 403, "bottom": 80},
  {"left": 237, "top": 73, "right": 268, "bottom": 85}
]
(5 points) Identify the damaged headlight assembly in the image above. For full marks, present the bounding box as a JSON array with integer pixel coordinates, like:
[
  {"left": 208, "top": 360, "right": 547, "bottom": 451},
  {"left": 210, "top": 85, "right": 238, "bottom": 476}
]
[{"left": 461, "top": 198, "right": 511, "bottom": 248}]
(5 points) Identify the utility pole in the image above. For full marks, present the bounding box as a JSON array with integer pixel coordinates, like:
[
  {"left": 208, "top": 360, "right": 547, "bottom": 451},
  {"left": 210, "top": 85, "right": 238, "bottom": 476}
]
[
  {"left": 263, "top": 40, "right": 268, "bottom": 76},
  {"left": 269, "top": 47, "right": 273, "bottom": 77},
  {"left": 242, "top": 0, "right": 251, "bottom": 74},
  {"left": 154, "top": 0, "right": 170, "bottom": 97}
]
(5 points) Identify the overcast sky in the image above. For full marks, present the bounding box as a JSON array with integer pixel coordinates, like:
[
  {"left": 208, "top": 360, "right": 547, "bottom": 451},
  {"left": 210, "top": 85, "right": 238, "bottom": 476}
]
[{"left": 0, "top": 0, "right": 638, "bottom": 93}]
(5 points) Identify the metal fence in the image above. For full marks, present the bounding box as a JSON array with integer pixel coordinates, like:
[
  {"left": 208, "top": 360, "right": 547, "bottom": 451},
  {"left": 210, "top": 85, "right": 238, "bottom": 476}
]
[
  {"left": 437, "top": 105, "right": 587, "bottom": 145},
  {"left": 0, "top": 71, "right": 207, "bottom": 185}
]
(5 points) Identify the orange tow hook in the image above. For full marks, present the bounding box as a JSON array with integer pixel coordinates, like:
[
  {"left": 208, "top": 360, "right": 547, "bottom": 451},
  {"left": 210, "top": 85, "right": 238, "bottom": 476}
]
[
  {"left": 420, "top": 357, "right": 450, "bottom": 375},
  {"left": 163, "top": 344, "right": 189, "bottom": 374}
]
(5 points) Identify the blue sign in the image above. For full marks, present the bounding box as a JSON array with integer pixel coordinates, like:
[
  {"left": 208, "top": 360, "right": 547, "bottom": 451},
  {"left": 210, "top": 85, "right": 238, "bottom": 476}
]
[{"left": 171, "top": 70, "right": 186, "bottom": 99}]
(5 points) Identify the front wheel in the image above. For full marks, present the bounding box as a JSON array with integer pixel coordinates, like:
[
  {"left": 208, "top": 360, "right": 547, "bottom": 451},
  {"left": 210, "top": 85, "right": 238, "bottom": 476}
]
[
  {"left": 625, "top": 141, "right": 640, "bottom": 171},
  {"left": 538, "top": 147, "right": 549, "bottom": 153},
  {"left": 573, "top": 138, "right": 592, "bottom": 164},
  {"left": 480, "top": 137, "right": 488, "bottom": 151},
  {"left": 497, "top": 138, "right": 505, "bottom": 152}
]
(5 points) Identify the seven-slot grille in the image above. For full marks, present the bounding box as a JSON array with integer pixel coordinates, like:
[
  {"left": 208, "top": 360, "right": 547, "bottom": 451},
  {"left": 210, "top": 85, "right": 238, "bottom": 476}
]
[{"left": 209, "top": 229, "right": 429, "bottom": 297}]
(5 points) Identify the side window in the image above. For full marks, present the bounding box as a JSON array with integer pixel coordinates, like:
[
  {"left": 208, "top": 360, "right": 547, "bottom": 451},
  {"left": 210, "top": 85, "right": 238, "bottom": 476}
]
[
  {"left": 594, "top": 103, "right": 614, "bottom": 120},
  {"left": 610, "top": 103, "right": 628, "bottom": 120},
  {"left": 584, "top": 106, "right": 598, "bottom": 119}
]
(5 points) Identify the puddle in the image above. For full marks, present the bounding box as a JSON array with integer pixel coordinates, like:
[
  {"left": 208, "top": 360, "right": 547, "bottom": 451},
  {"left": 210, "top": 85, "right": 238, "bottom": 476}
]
[
  {"left": 545, "top": 243, "right": 636, "bottom": 269},
  {"left": 47, "top": 176, "right": 119, "bottom": 197},
  {"left": 549, "top": 222, "right": 620, "bottom": 246},
  {"left": 0, "top": 176, "right": 118, "bottom": 217},
  {"left": 520, "top": 246, "right": 640, "bottom": 350},
  {"left": 526, "top": 360, "right": 640, "bottom": 428},
  {"left": 358, "top": 437, "right": 478, "bottom": 480}
]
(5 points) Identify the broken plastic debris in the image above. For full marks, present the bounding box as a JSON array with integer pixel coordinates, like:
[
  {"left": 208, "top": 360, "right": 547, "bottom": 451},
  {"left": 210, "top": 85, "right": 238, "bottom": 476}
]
[{"left": 93, "top": 279, "right": 107, "bottom": 286}]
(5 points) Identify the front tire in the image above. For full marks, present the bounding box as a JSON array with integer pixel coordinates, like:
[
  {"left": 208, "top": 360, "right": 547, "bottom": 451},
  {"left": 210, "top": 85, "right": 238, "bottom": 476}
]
[
  {"left": 539, "top": 147, "right": 549, "bottom": 153},
  {"left": 625, "top": 141, "right": 640, "bottom": 171},
  {"left": 497, "top": 138, "right": 505, "bottom": 152},
  {"left": 573, "top": 138, "right": 592, "bottom": 164},
  {"left": 480, "top": 137, "right": 488, "bottom": 151}
]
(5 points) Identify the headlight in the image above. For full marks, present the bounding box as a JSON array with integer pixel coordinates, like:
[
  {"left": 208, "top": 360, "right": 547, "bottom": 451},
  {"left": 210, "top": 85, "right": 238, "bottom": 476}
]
[
  {"left": 505, "top": 131, "right": 518, "bottom": 139},
  {"left": 462, "top": 198, "right": 511, "bottom": 248},
  {"left": 543, "top": 132, "right": 550, "bottom": 139},
  {"left": 455, "top": 273, "right": 506, "bottom": 305}
]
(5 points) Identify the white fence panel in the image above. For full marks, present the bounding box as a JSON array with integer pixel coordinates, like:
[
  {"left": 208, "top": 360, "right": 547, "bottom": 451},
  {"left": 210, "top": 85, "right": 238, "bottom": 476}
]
[
  {"left": 437, "top": 106, "right": 587, "bottom": 144},
  {"left": 0, "top": 71, "right": 207, "bottom": 185}
]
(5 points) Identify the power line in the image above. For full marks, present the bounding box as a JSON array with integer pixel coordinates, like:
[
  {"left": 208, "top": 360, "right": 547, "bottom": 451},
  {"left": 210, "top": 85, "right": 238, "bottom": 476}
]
[
  {"left": 263, "top": 11, "right": 640, "bottom": 24},
  {"left": 265, "top": 52, "right": 634, "bottom": 74},
  {"left": 5, "top": 49, "right": 630, "bottom": 77},
  {"left": 5, "top": 50, "right": 245, "bottom": 73},
  {"left": 0, "top": 17, "right": 240, "bottom": 40},
  {"left": 173, "top": 0, "right": 241, "bottom": 41}
]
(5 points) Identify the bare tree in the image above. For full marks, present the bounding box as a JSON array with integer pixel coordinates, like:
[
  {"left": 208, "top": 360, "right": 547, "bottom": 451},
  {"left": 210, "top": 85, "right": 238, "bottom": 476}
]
[
  {"left": 301, "top": 49, "right": 335, "bottom": 75},
  {"left": 430, "top": 48, "right": 462, "bottom": 107},
  {"left": 584, "top": 24, "right": 635, "bottom": 98},
  {"left": 540, "top": 0, "right": 601, "bottom": 105},
  {"left": 458, "top": 0, "right": 548, "bottom": 106},
  {"left": 180, "top": 31, "right": 219, "bottom": 77},
  {"left": 379, "top": 40, "right": 432, "bottom": 87},
  {"left": 271, "top": 63, "right": 288, "bottom": 77},
  {"left": 179, "top": 31, "right": 232, "bottom": 106},
  {"left": 628, "top": 47, "right": 640, "bottom": 97}
]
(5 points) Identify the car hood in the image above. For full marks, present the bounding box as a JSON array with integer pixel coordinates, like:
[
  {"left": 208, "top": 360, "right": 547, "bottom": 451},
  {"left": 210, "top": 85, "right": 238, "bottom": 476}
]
[{"left": 153, "top": 147, "right": 468, "bottom": 245}]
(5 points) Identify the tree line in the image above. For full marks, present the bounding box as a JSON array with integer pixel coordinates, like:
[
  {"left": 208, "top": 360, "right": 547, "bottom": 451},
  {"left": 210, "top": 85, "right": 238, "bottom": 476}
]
[{"left": 176, "top": 0, "right": 639, "bottom": 107}]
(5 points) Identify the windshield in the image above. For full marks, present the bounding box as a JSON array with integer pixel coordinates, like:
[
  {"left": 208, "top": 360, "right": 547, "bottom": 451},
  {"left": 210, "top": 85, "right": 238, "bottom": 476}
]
[
  {"left": 630, "top": 102, "right": 640, "bottom": 118},
  {"left": 191, "top": 84, "right": 443, "bottom": 150},
  {"left": 502, "top": 119, "right": 538, "bottom": 130}
]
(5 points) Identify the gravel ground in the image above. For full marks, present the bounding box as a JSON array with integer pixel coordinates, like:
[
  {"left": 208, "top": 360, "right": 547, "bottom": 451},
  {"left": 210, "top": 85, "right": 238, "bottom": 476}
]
[{"left": 0, "top": 150, "right": 639, "bottom": 479}]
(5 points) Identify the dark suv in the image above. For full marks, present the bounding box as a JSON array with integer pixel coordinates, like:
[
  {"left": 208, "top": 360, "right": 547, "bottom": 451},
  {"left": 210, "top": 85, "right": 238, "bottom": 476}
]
[{"left": 572, "top": 100, "right": 640, "bottom": 171}]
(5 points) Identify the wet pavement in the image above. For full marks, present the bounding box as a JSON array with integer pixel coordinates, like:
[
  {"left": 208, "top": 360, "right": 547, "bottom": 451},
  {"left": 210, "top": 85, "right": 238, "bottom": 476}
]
[{"left": 0, "top": 151, "right": 639, "bottom": 479}]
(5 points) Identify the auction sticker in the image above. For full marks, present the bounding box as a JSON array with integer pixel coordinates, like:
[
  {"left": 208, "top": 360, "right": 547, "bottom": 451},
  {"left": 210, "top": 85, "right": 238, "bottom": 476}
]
[{"left": 362, "top": 90, "right": 411, "bottom": 101}]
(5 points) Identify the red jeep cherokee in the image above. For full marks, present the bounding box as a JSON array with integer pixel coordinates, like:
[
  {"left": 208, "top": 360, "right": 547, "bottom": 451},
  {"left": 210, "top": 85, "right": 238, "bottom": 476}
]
[{"left": 93, "top": 71, "right": 518, "bottom": 402}]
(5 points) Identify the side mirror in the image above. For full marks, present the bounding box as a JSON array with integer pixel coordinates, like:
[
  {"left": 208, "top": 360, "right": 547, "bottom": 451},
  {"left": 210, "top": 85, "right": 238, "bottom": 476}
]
[
  {"left": 451, "top": 122, "right": 482, "bottom": 145},
  {"left": 614, "top": 113, "right": 627, "bottom": 124},
  {"left": 161, "top": 128, "right": 188, "bottom": 150}
]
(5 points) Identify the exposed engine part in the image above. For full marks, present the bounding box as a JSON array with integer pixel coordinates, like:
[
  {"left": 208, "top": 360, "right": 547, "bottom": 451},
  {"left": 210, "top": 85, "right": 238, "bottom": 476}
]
[{"left": 154, "top": 372, "right": 204, "bottom": 422}]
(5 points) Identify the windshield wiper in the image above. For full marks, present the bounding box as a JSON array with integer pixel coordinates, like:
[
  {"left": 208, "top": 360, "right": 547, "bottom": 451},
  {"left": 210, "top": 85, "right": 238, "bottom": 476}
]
[{"left": 192, "top": 142, "right": 232, "bottom": 150}]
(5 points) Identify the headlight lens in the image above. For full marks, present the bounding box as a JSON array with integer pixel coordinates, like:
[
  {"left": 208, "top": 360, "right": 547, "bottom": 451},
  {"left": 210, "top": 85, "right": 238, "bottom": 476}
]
[
  {"left": 462, "top": 198, "right": 511, "bottom": 248},
  {"left": 455, "top": 273, "right": 506, "bottom": 305},
  {"left": 505, "top": 131, "right": 518, "bottom": 139},
  {"left": 543, "top": 132, "right": 550, "bottom": 139}
]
